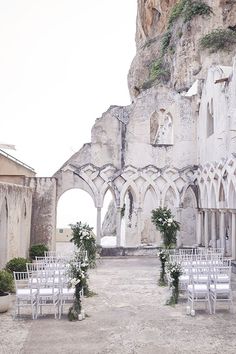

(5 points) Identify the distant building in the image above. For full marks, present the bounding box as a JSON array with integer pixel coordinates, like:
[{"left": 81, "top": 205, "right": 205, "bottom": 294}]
[{"left": 0, "top": 149, "right": 35, "bottom": 267}]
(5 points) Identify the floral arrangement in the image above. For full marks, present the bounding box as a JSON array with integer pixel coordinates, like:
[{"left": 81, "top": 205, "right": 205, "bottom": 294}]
[
  {"left": 151, "top": 207, "right": 180, "bottom": 248},
  {"left": 166, "top": 261, "right": 182, "bottom": 305},
  {"left": 70, "top": 221, "right": 97, "bottom": 268},
  {"left": 158, "top": 249, "right": 169, "bottom": 285},
  {"left": 67, "top": 253, "right": 89, "bottom": 321}
]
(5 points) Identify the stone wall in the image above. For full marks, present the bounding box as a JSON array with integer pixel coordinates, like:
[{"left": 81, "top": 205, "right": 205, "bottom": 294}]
[
  {"left": 0, "top": 182, "right": 32, "bottom": 267},
  {"left": 25, "top": 177, "right": 57, "bottom": 250}
]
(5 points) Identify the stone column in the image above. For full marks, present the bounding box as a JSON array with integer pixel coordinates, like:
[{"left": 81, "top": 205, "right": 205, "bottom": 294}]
[
  {"left": 211, "top": 209, "right": 217, "bottom": 248},
  {"left": 196, "top": 210, "right": 203, "bottom": 246},
  {"left": 219, "top": 209, "right": 226, "bottom": 255},
  {"left": 116, "top": 207, "right": 121, "bottom": 247},
  {"left": 204, "top": 209, "right": 209, "bottom": 248},
  {"left": 231, "top": 210, "right": 236, "bottom": 260},
  {"left": 176, "top": 207, "right": 182, "bottom": 248},
  {"left": 137, "top": 208, "right": 142, "bottom": 246},
  {"left": 96, "top": 207, "right": 102, "bottom": 246}
]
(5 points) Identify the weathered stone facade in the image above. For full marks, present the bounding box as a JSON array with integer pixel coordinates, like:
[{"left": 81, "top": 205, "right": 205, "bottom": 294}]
[{"left": 1, "top": 1, "right": 236, "bottom": 265}]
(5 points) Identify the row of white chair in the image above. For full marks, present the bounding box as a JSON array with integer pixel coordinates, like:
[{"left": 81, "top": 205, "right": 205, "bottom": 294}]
[
  {"left": 13, "top": 268, "right": 81, "bottom": 320},
  {"left": 185, "top": 265, "right": 232, "bottom": 314}
]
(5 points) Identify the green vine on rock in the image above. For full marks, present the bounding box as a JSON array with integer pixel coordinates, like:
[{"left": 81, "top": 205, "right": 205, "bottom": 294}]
[
  {"left": 200, "top": 28, "right": 236, "bottom": 52},
  {"left": 168, "top": 0, "right": 212, "bottom": 29},
  {"left": 150, "top": 58, "right": 170, "bottom": 83}
]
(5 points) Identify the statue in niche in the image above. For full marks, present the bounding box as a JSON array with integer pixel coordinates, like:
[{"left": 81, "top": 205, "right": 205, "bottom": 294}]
[{"left": 150, "top": 109, "right": 173, "bottom": 145}]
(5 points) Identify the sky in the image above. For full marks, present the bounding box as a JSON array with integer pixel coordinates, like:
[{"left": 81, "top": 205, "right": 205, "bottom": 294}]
[{"left": 0, "top": 0, "right": 137, "bottom": 229}]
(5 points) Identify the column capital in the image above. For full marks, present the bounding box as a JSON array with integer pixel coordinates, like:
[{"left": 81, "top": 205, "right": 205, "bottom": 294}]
[
  {"left": 229, "top": 209, "right": 236, "bottom": 214},
  {"left": 219, "top": 208, "right": 227, "bottom": 214}
]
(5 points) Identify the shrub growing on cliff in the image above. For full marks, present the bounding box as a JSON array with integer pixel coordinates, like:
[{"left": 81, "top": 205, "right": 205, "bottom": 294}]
[
  {"left": 200, "top": 28, "right": 236, "bottom": 52},
  {"left": 168, "top": 0, "right": 212, "bottom": 28},
  {"left": 150, "top": 58, "right": 170, "bottom": 83}
]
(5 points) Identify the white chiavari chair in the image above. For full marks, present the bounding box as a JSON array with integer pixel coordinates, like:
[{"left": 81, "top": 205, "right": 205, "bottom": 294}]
[
  {"left": 210, "top": 264, "right": 232, "bottom": 314},
  {"left": 13, "top": 272, "right": 37, "bottom": 320}
]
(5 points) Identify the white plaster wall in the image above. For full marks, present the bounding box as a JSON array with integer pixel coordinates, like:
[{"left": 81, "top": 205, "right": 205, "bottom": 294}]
[{"left": 198, "top": 62, "right": 236, "bottom": 164}]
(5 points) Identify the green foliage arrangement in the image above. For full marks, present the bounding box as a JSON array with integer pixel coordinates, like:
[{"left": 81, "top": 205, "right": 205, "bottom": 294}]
[
  {"left": 166, "top": 262, "right": 182, "bottom": 305},
  {"left": 151, "top": 207, "right": 180, "bottom": 249},
  {"left": 29, "top": 244, "right": 49, "bottom": 260},
  {"left": 0, "top": 270, "right": 14, "bottom": 295},
  {"left": 70, "top": 221, "right": 97, "bottom": 268},
  {"left": 67, "top": 254, "right": 88, "bottom": 321},
  {"left": 200, "top": 28, "right": 236, "bottom": 52},
  {"left": 5, "top": 257, "right": 29, "bottom": 274},
  {"left": 158, "top": 249, "right": 169, "bottom": 286}
]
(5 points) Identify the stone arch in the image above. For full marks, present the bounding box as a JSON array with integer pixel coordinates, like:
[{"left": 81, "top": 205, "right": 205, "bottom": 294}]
[
  {"left": 120, "top": 182, "right": 138, "bottom": 208},
  {"left": 163, "top": 185, "right": 179, "bottom": 212},
  {"left": 181, "top": 187, "right": 197, "bottom": 246},
  {"left": 218, "top": 181, "right": 226, "bottom": 208},
  {"left": 210, "top": 184, "right": 217, "bottom": 208},
  {"left": 201, "top": 184, "right": 209, "bottom": 208},
  {"left": 228, "top": 180, "right": 236, "bottom": 209},
  {"left": 141, "top": 185, "right": 159, "bottom": 245},
  {"left": 100, "top": 185, "right": 117, "bottom": 208},
  {"left": 0, "top": 197, "right": 8, "bottom": 268},
  {"left": 140, "top": 180, "right": 159, "bottom": 206},
  {"left": 56, "top": 172, "right": 97, "bottom": 207}
]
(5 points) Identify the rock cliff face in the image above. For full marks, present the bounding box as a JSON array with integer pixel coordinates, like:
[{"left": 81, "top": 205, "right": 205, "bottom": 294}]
[{"left": 129, "top": 0, "right": 236, "bottom": 98}]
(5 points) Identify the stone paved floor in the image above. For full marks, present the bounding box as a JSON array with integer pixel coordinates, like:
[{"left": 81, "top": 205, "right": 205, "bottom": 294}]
[{"left": 1, "top": 257, "right": 236, "bottom": 354}]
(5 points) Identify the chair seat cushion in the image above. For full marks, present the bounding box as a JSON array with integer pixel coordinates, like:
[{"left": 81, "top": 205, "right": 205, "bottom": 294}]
[
  {"left": 62, "top": 288, "right": 74, "bottom": 295},
  {"left": 188, "top": 284, "right": 208, "bottom": 292},
  {"left": 38, "top": 288, "right": 59, "bottom": 296},
  {"left": 210, "top": 283, "right": 230, "bottom": 292},
  {"left": 16, "top": 289, "right": 37, "bottom": 296}
]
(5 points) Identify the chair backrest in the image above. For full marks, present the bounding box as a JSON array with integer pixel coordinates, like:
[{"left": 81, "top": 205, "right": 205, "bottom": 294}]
[{"left": 13, "top": 272, "right": 30, "bottom": 290}]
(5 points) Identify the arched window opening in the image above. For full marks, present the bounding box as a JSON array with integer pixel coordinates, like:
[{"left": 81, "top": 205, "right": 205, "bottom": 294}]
[
  {"left": 141, "top": 186, "right": 158, "bottom": 245},
  {"left": 101, "top": 189, "right": 116, "bottom": 247},
  {"left": 56, "top": 189, "right": 96, "bottom": 254}
]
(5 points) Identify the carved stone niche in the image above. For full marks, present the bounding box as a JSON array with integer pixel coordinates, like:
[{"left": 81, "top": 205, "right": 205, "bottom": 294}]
[{"left": 150, "top": 109, "right": 173, "bottom": 146}]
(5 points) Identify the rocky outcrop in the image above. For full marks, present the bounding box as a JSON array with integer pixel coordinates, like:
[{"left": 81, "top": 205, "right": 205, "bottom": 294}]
[{"left": 129, "top": 0, "right": 236, "bottom": 99}]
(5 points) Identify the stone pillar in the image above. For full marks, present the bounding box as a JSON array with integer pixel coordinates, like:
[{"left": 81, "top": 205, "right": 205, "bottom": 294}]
[
  {"left": 116, "top": 207, "right": 121, "bottom": 247},
  {"left": 196, "top": 210, "right": 203, "bottom": 246},
  {"left": 204, "top": 209, "right": 209, "bottom": 248},
  {"left": 176, "top": 207, "right": 182, "bottom": 248},
  {"left": 137, "top": 208, "right": 142, "bottom": 246},
  {"left": 231, "top": 210, "right": 236, "bottom": 260},
  {"left": 96, "top": 207, "right": 102, "bottom": 246},
  {"left": 210, "top": 209, "right": 217, "bottom": 248},
  {"left": 219, "top": 209, "right": 226, "bottom": 255}
]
